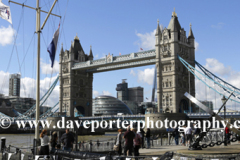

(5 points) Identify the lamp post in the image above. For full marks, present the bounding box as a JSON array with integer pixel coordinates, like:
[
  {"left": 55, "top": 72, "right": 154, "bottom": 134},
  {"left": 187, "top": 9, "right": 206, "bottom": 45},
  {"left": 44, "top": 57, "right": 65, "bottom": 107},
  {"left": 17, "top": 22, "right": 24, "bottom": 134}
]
[{"left": 221, "top": 95, "right": 227, "bottom": 146}]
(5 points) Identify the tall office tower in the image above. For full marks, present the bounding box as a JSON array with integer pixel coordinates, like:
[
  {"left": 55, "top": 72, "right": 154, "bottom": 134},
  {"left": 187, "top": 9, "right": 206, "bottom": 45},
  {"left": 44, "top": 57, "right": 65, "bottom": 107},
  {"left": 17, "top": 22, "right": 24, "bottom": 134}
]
[
  {"left": 116, "top": 79, "right": 129, "bottom": 101},
  {"left": 116, "top": 79, "right": 144, "bottom": 114},
  {"left": 9, "top": 73, "right": 21, "bottom": 97}
]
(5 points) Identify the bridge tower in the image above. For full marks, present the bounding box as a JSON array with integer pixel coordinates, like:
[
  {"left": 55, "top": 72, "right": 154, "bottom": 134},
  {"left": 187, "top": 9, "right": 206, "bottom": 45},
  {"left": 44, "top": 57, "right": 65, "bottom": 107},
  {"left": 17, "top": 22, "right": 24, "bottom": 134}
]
[
  {"left": 59, "top": 35, "right": 93, "bottom": 117},
  {"left": 156, "top": 9, "right": 195, "bottom": 113}
]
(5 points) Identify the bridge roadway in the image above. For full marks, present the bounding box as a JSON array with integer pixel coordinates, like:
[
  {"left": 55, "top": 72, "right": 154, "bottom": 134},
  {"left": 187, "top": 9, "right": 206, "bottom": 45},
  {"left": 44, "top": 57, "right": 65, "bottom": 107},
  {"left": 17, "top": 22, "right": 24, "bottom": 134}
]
[
  {"left": 72, "top": 49, "right": 156, "bottom": 73},
  {"left": 78, "top": 112, "right": 240, "bottom": 121}
]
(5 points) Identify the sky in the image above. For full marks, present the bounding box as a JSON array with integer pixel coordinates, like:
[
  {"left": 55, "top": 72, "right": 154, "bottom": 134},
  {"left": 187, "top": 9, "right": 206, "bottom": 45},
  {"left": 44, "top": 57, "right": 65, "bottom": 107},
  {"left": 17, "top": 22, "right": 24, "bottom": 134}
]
[{"left": 0, "top": 0, "right": 240, "bottom": 111}]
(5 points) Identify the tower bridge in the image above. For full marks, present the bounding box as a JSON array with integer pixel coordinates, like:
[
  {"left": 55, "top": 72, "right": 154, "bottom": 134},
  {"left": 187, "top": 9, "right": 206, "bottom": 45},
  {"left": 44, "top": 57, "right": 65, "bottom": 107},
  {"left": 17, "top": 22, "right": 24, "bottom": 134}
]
[
  {"left": 1, "top": 10, "right": 240, "bottom": 125},
  {"left": 72, "top": 49, "right": 156, "bottom": 73},
  {"left": 59, "top": 9, "right": 196, "bottom": 117}
]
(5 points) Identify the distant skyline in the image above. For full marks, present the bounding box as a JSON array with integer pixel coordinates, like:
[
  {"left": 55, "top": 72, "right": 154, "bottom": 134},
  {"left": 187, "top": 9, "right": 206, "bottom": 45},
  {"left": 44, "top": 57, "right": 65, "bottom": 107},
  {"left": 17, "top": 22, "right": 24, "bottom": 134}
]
[{"left": 0, "top": 0, "right": 240, "bottom": 110}]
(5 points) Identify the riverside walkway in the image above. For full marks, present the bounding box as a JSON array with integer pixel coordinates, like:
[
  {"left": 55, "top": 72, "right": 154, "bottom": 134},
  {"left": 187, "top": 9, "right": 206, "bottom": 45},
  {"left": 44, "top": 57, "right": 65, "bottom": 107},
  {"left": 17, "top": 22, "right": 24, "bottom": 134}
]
[
  {"left": 140, "top": 142, "right": 240, "bottom": 155},
  {"left": 1, "top": 143, "right": 240, "bottom": 160}
]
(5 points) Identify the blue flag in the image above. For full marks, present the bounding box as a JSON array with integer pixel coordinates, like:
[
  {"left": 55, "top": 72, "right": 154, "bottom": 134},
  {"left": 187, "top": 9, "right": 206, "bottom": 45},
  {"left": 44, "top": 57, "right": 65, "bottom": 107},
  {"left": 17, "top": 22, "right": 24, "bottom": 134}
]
[{"left": 47, "top": 25, "right": 60, "bottom": 68}]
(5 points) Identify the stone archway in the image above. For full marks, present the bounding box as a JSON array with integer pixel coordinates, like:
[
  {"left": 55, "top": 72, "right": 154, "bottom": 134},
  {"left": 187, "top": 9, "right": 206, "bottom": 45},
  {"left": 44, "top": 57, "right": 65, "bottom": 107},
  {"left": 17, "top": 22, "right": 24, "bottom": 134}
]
[
  {"left": 165, "top": 107, "right": 170, "bottom": 113},
  {"left": 179, "top": 99, "right": 188, "bottom": 113},
  {"left": 74, "top": 106, "right": 85, "bottom": 117}
]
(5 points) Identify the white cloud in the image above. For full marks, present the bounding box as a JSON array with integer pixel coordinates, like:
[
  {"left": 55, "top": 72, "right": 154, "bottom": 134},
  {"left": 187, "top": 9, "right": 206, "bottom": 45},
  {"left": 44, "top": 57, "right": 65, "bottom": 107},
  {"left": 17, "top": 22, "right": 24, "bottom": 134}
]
[
  {"left": 102, "top": 91, "right": 112, "bottom": 96},
  {"left": 211, "top": 23, "right": 225, "bottom": 29},
  {"left": 0, "top": 71, "right": 59, "bottom": 107},
  {"left": 205, "top": 58, "right": 231, "bottom": 76},
  {"left": 0, "top": 25, "right": 15, "bottom": 46},
  {"left": 195, "top": 58, "right": 240, "bottom": 111},
  {"left": 93, "top": 90, "right": 112, "bottom": 98},
  {"left": 137, "top": 68, "right": 154, "bottom": 85},
  {"left": 195, "top": 41, "right": 199, "bottom": 51},
  {"left": 135, "top": 29, "right": 156, "bottom": 50},
  {"left": 0, "top": 71, "right": 10, "bottom": 94},
  {"left": 93, "top": 90, "right": 99, "bottom": 98},
  {"left": 100, "top": 53, "right": 106, "bottom": 59},
  {"left": 41, "top": 59, "right": 59, "bottom": 74},
  {"left": 95, "top": 54, "right": 99, "bottom": 59},
  {"left": 130, "top": 69, "right": 136, "bottom": 77}
]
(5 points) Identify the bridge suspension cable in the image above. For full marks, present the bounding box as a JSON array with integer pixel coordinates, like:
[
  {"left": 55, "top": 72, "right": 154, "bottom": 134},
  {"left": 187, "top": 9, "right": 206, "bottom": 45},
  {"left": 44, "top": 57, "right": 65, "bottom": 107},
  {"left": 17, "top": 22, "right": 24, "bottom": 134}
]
[
  {"left": 14, "top": 75, "right": 59, "bottom": 119},
  {"left": 195, "top": 61, "right": 240, "bottom": 98},
  {"left": 40, "top": 102, "right": 59, "bottom": 119},
  {"left": 178, "top": 55, "right": 240, "bottom": 104}
]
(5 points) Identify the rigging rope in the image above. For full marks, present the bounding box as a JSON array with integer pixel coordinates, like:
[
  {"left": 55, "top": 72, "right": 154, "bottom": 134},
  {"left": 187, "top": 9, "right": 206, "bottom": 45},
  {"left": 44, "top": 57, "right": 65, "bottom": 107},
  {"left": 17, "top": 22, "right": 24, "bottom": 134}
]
[
  {"left": 22, "top": 6, "right": 26, "bottom": 97},
  {"left": 58, "top": 0, "right": 69, "bottom": 49}
]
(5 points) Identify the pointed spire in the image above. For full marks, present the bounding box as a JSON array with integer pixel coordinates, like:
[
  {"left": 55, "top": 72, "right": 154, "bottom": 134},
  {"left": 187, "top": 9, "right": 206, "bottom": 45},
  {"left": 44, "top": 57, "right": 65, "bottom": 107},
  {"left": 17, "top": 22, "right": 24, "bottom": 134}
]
[
  {"left": 60, "top": 43, "right": 64, "bottom": 55},
  {"left": 89, "top": 45, "right": 93, "bottom": 57},
  {"left": 188, "top": 23, "right": 195, "bottom": 39},
  {"left": 172, "top": 8, "right": 177, "bottom": 17},
  {"left": 74, "top": 33, "right": 79, "bottom": 40},
  {"left": 155, "top": 19, "right": 161, "bottom": 36},
  {"left": 69, "top": 41, "right": 73, "bottom": 52},
  {"left": 168, "top": 8, "right": 181, "bottom": 32}
]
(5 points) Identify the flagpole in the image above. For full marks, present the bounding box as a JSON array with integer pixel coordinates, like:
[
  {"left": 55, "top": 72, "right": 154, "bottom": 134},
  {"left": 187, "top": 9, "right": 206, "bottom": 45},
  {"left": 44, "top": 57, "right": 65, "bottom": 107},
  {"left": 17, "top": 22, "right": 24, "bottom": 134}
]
[
  {"left": 8, "top": 0, "right": 60, "bottom": 156},
  {"left": 35, "top": 0, "right": 40, "bottom": 141}
]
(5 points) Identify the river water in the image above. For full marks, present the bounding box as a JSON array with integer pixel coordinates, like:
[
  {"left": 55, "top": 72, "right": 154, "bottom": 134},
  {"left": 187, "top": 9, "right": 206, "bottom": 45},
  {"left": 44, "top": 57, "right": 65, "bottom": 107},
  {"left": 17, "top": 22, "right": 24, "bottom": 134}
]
[{"left": 0, "top": 132, "right": 118, "bottom": 153}]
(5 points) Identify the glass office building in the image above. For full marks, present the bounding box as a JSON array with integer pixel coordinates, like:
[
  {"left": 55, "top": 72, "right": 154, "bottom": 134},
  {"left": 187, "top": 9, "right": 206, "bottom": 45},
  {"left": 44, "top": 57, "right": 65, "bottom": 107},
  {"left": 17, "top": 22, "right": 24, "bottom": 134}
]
[{"left": 93, "top": 95, "right": 133, "bottom": 116}]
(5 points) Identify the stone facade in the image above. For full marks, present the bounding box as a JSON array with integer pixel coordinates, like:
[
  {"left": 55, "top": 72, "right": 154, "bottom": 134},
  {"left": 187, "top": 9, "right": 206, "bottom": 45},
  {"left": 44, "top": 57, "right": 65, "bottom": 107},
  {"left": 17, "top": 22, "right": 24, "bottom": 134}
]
[
  {"left": 59, "top": 35, "right": 93, "bottom": 117},
  {"left": 155, "top": 10, "right": 195, "bottom": 113}
]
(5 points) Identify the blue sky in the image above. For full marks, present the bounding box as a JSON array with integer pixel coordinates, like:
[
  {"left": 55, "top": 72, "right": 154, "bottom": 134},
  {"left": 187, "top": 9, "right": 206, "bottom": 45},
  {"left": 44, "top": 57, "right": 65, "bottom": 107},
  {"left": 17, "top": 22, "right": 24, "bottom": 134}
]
[{"left": 0, "top": 0, "right": 240, "bottom": 110}]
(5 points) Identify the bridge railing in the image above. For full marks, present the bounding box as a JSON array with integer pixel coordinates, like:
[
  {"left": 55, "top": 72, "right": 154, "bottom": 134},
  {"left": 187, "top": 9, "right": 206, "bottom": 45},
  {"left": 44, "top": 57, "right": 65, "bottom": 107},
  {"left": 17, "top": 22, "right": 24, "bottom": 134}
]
[
  {"left": 187, "top": 112, "right": 240, "bottom": 117},
  {"left": 76, "top": 129, "right": 238, "bottom": 152},
  {"left": 75, "top": 130, "right": 231, "bottom": 152}
]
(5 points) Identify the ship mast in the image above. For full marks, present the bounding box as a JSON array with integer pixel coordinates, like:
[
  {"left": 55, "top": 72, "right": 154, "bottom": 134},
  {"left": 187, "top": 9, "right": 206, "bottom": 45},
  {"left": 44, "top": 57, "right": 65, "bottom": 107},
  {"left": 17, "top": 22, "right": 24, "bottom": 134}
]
[
  {"left": 35, "top": 0, "right": 40, "bottom": 141},
  {"left": 9, "top": 0, "right": 60, "bottom": 143}
]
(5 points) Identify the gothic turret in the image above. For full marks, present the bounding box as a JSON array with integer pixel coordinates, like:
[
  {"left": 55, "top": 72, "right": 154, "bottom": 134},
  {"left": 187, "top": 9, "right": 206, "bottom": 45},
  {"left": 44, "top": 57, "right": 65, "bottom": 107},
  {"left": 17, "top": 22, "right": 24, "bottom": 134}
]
[
  {"left": 69, "top": 34, "right": 85, "bottom": 61},
  {"left": 69, "top": 41, "right": 73, "bottom": 53},
  {"left": 155, "top": 19, "right": 162, "bottom": 45},
  {"left": 155, "top": 20, "right": 162, "bottom": 36},
  {"left": 188, "top": 23, "right": 194, "bottom": 39},
  {"left": 60, "top": 43, "right": 64, "bottom": 56},
  {"left": 167, "top": 8, "right": 181, "bottom": 32},
  {"left": 168, "top": 8, "right": 181, "bottom": 42},
  {"left": 88, "top": 45, "right": 93, "bottom": 61},
  {"left": 188, "top": 23, "right": 195, "bottom": 46}
]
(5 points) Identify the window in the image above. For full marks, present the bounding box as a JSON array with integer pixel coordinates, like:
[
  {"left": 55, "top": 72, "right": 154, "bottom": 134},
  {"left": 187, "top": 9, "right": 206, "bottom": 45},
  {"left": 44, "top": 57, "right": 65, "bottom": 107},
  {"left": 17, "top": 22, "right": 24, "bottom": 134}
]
[
  {"left": 166, "top": 82, "right": 168, "bottom": 87},
  {"left": 164, "top": 35, "right": 167, "bottom": 40},
  {"left": 166, "top": 97, "right": 169, "bottom": 106},
  {"left": 164, "top": 46, "right": 167, "bottom": 51},
  {"left": 74, "top": 53, "right": 78, "bottom": 60},
  {"left": 79, "top": 79, "right": 83, "bottom": 86}
]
